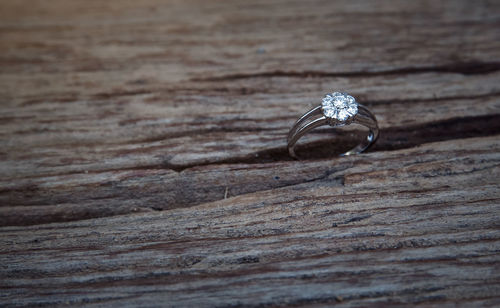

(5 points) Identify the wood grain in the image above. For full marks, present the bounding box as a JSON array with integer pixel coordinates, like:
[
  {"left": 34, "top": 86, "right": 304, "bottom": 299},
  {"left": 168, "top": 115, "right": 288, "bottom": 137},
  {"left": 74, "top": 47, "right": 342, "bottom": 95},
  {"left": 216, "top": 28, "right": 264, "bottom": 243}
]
[{"left": 1, "top": 0, "right": 500, "bottom": 306}]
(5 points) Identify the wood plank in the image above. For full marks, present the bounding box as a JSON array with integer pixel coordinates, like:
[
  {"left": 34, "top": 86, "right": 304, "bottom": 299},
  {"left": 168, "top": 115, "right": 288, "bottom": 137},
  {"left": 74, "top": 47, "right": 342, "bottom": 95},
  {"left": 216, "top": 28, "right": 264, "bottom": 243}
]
[
  {"left": 2, "top": 136, "right": 500, "bottom": 306},
  {"left": 1, "top": 0, "right": 500, "bottom": 306}
]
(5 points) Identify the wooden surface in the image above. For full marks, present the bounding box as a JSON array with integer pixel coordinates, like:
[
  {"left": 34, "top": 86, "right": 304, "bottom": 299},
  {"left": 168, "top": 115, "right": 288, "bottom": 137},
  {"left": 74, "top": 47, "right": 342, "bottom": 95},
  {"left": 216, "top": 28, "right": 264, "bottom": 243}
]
[{"left": 1, "top": 0, "right": 500, "bottom": 306}]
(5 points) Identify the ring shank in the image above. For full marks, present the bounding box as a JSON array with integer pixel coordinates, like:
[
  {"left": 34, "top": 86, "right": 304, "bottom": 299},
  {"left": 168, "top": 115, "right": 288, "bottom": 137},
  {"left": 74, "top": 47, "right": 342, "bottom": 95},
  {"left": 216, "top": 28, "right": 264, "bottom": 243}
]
[{"left": 287, "top": 104, "right": 379, "bottom": 159}]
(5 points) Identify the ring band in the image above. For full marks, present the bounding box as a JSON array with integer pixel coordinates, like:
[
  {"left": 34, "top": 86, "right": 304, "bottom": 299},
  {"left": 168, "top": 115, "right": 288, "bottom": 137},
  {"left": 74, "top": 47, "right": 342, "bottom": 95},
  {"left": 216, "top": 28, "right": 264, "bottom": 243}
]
[{"left": 287, "top": 92, "right": 379, "bottom": 159}]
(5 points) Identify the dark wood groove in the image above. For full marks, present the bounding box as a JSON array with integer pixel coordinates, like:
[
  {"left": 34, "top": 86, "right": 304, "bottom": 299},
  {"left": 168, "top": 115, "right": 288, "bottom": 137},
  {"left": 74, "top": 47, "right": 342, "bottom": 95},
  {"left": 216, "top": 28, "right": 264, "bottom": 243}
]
[{"left": 191, "top": 61, "right": 500, "bottom": 82}]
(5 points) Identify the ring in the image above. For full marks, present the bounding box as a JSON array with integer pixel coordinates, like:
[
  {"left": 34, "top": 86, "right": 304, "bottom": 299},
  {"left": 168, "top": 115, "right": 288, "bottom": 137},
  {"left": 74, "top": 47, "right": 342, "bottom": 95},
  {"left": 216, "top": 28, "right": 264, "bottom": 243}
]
[{"left": 287, "top": 92, "right": 379, "bottom": 159}]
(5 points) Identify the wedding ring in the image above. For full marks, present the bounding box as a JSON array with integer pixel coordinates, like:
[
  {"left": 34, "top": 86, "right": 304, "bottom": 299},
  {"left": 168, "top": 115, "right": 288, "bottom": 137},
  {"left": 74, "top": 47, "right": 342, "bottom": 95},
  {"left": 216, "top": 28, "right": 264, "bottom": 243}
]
[{"left": 287, "top": 92, "right": 379, "bottom": 159}]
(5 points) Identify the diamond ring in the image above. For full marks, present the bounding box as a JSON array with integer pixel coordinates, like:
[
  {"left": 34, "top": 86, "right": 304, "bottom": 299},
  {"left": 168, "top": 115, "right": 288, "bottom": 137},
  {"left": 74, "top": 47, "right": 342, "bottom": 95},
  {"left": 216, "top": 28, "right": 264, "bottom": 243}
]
[{"left": 287, "top": 92, "right": 379, "bottom": 159}]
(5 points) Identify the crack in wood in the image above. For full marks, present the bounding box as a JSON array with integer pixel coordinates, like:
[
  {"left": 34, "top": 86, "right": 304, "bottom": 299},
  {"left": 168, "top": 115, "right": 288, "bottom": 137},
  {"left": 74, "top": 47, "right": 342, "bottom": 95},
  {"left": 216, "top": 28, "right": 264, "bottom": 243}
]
[
  {"left": 191, "top": 61, "right": 500, "bottom": 82},
  {"left": 163, "top": 114, "right": 500, "bottom": 171}
]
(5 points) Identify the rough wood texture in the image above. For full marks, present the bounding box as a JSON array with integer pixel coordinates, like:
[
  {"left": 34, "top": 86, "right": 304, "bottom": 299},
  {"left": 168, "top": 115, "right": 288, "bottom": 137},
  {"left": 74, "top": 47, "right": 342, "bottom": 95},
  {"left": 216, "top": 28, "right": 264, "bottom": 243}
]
[{"left": 1, "top": 0, "right": 500, "bottom": 306}]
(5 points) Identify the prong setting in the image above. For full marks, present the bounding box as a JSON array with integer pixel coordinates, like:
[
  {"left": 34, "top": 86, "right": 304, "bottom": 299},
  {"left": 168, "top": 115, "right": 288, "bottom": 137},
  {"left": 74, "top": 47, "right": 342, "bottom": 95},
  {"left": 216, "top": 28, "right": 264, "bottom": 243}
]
[{"left": 321, "top": 92, "right": 358, "bottom": 126}]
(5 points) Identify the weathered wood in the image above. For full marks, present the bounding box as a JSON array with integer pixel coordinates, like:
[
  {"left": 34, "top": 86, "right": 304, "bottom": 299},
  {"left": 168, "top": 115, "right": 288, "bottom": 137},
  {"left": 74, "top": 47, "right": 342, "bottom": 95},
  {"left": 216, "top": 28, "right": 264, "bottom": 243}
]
[{"left": 1, "top": 0, "right": 500, "bottom": 306}]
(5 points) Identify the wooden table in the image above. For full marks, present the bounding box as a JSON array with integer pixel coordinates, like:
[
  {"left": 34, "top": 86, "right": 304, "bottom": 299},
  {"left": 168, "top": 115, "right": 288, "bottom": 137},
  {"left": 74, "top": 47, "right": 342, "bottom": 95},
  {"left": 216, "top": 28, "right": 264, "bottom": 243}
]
[{"left": 1, "top": 0, "right": 500, "bottom": 306}]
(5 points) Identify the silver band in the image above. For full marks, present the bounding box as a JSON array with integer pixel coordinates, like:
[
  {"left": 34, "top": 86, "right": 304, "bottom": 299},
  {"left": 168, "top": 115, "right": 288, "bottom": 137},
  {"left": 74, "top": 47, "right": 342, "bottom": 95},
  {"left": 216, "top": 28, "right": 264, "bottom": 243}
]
[{"left": 287, "top": 102, "right": 379, "bottom": 159}]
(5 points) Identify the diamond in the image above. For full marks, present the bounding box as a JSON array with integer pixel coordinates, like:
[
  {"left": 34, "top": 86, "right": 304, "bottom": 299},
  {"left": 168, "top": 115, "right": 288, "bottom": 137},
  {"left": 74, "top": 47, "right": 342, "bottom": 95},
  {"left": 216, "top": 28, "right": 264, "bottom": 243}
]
[{"left": 321, "top": 92, "right": 358, "bottom": 122}]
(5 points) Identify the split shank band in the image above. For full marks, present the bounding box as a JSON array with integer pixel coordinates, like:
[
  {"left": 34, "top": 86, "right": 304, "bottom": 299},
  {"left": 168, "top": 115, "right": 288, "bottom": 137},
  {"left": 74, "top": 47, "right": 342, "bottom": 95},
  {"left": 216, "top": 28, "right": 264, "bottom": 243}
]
[{"left": 287, "top": 92, "right": 379, "bottom": 159}]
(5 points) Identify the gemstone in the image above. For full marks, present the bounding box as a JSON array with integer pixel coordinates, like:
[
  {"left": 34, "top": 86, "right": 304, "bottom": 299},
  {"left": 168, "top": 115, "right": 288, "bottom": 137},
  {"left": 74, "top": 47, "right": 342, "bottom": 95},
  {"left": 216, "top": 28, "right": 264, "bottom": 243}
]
[{"left": 321, "top": 92, "right": 358, "bottom": 121}]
